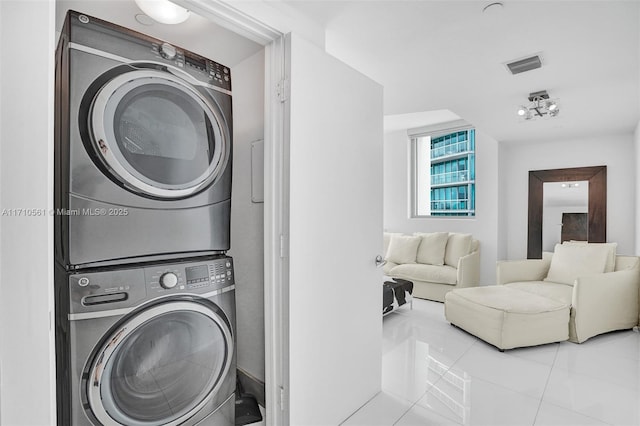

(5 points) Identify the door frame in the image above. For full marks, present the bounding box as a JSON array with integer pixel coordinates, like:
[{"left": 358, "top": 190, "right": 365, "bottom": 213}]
[{"left": 172, "top": 1, "right": 289, "bottom": 423}]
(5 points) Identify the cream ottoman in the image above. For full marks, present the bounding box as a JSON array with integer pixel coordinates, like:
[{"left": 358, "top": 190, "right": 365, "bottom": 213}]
[{"left": 444, "top": 286, "right": 570, "bottom": 350}]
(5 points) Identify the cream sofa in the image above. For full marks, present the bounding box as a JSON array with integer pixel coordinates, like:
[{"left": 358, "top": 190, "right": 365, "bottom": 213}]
[
  {"left": 445, "top": 242, "right": 640, "bottom": 350},
  {"left": 383, "top": 232, "right": 480, "bottom": 302}
]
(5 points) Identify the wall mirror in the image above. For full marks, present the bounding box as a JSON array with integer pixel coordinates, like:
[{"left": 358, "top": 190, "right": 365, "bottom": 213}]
[
  {"left": 542, "top": 180, "right": 589, "bottom": 251},
  {"left": 527, "top": 166, "right": 607, "bottom": 258}
]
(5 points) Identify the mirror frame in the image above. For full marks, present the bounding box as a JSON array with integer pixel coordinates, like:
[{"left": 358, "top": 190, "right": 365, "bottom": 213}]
[{"left": 527, "top": 165, "right": 607, "bottom": 258}]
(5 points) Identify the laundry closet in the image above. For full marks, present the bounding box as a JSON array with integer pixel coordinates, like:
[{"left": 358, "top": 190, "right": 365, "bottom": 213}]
[
  {"left": 52, "top": 1, "right": 267, "bottom": 424},
  {"left": 0, "top": 1, "right": 385, "bottom": 424}
]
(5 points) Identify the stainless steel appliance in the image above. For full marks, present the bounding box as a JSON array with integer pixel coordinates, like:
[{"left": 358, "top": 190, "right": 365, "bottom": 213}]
[
  {"left": 55, "top": 256, "right": 236, "bottom": 425},
  {"left": 55, "top": 11, "right": 233, "bottom": 269}
]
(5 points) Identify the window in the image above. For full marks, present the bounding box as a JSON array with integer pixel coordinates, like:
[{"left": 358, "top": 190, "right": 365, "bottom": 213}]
[{"left": 412, "top": 128, "right": 475, "bottom": 217}]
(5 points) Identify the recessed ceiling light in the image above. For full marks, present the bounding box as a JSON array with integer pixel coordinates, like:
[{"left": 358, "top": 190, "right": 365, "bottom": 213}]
[
  {"left": 134, "top": 0, "right": 190, "bottom": 25},
  {"left": 134, "top": 13, "right": 155, "bottom": 26},
  {"left": 482, "top": 2, "right": 504, "bottom": 14}
]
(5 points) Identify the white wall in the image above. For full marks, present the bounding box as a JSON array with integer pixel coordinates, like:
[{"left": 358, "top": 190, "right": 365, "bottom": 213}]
[
  {"left": 229, "top": 48, "right": 266, "bottom": 384},
  {"left": 500, "top": 133, "right": 636, "bottom": 260},
  {"left": 635, "top": 121, "right": 640, "bottom": 254},
  {"left": 383, "top": 129, "right": 500, "bottom": 285},
  {"left": 0, "top": 1, "right": 56, "bottom": 424}
]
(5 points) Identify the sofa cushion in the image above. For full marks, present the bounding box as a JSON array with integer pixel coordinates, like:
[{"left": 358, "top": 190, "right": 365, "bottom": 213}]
[
  {"left": 504, "top": 281, "right": 573, "bottom": 305},
  {"left": 414, "top": 232, "right": 448, "bottom": 266},
  {"left": 562, "top": 241, "right": 617, "bottom": 273},
  {"left": 386, "top": 235, "right": 421, "bottom": 264},
  {"left": 388, "top": 263, "right": 457, "bottom": 285},
  {"left": 545, "top": 243, "right": 615, "bottom": 285},
  {"left": 444, "top": 233, "right": 472, "bottom": 267},
  {"left": 383, "top": 232, "right": 403, "bottom": 259},
  {"left": 382, "top": 260, "right": 398, "bottom": 275},
  {"left": 449, "top": 286, "right": 569, "bottom": 313}
]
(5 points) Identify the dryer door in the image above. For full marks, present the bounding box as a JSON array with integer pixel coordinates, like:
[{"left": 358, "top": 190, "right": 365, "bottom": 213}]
[
  {"left": 88, "top": 68, "right": 229, "bottom": 199},
  {"left": 85, "top": 300, "right": 233, "bottom": 426}
]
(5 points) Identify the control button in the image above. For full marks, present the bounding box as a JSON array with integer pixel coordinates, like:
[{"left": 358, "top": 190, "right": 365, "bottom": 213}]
[
  {"left": 78, "top": 277, "right": 90, "bottom": 287},
  {"left": 223, "top": 68, "right": 229, "bottom": 74},
  {"left": 160, "top": 42, "right": 177, "bottom": 60},
  {"left": 226, "top": 261, "right": 231, "bottom": 268},
  {"left": 224, "top": 76, "right": 230, "bottom": 82},
  {"left": 227, "top": 271, "right": 232, "bottom": 276},
  {"left": 159, "top": 272, "right": 178, "bottom": 289}
]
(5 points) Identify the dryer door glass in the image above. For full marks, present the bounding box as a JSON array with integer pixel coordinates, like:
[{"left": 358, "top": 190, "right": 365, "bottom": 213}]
[
  {"left": 91, "top": 69, "right": 229, "bottom": 199},
  {"left": 87, "top": 301, "right": 233, "bottom": 426}
]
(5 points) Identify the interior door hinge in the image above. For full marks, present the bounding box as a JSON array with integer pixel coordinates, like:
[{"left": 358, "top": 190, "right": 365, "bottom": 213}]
[
  {"left": 279, "top": 386, "right": 286, "bottom": 411},
  {"left": 276, "top": 78, "right": 290, "bottom": 103}
]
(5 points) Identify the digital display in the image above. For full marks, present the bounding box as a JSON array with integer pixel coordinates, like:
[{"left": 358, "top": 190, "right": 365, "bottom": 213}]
[
  {"left": 185, "top": 55, "right": 206, "bottom": 71},
  {"left": 186, "top": 265, "right": 208, "bottom": 283}
]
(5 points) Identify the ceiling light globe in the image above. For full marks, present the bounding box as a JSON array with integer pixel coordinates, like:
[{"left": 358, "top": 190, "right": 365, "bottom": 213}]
[
  {"left": 547, "top": 101, "right": 558, "bottom": 111},
  {"left": 517, "top": 106, "right": 527, "bottom": 116},
  {"left": 134, "top": 0, "right": 190, "bottom": 24}
]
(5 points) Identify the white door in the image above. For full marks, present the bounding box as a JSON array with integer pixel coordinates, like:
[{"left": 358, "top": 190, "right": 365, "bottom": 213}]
[{"left": 285, "top": 33, "right": 384, "bottom": 425}]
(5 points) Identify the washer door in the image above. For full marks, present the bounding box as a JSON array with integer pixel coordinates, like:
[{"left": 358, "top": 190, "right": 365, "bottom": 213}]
[
  {"left": 88, "top": 68, "right": 229, "bottom": 199},
  {"left": 85, "top": 300, "right": 233, "bottom": 426}
]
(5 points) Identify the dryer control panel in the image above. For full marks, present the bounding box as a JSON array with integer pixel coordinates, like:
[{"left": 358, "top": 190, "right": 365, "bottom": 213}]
[{"left": 146, "top": 257, "right": 234, "bottom": 295}]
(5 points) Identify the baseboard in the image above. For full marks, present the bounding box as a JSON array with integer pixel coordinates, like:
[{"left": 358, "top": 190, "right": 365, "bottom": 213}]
[{"left": 237, "top": 368, "right": 266, "bottom": 407}]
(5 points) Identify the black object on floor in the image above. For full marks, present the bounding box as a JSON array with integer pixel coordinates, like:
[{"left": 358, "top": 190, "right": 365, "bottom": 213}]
[{"left": 235, "top": 377, "right": 262, "bottom": 426}]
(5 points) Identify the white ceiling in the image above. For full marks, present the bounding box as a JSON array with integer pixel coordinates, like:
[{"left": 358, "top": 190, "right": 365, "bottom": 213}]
[
  {"left": 284, "top": 0, "right": 640, "bottom": 144},
  {"left": 55, "top": 0, "right": 263, "bottom": 67},
  {"left": 55, "top": 1, "right": 639, "bottom": 144}
]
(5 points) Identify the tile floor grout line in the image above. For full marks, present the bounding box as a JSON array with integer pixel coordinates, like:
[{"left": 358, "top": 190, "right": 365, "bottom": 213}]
[
  {"left": 540, "top": 399, "right": 615, "bottom": 426},
  {"left": 337, "top": 390, "right": 383, "bottom": 425},
  {"left": 550, "top": 342, "right": 640, "bottom": 391},
  {"left": 391, "top": 397, "right": 422, "bottom": 426},
  {"left": 391, "top": 339, "right": 477, "bottom": 426},
  {"left": 531, "top": 342, "right": 560, "bottom": 425}
]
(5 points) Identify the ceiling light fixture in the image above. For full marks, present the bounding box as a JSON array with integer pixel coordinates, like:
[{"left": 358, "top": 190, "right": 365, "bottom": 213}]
[
  {"left": 134, "top": 0, "right": 190, "bottom": 25},
  {"left": 482, "top": 2, "right": 504, "bottom": 14},
  {"left": 517, "top": 90, "right": 560, "bottom": 120}
]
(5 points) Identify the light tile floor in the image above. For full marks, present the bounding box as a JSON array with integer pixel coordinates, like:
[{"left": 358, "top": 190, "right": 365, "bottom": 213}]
[{"left": 341, "top": 298, "right": 640, "bottom": 426}]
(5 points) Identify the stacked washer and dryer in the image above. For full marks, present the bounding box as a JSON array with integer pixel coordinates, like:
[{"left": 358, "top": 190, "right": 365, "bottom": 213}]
[{"left": 55, "top": 11, "right": 237, "bottom": 425}]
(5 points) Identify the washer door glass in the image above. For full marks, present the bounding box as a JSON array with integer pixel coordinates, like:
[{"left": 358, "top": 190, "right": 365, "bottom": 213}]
[
  {"left": 90, "top": 69, "right": 228, "bottom": 199},
  {"left": 87, "top": 301, "right": 233, "bottom": 426}
]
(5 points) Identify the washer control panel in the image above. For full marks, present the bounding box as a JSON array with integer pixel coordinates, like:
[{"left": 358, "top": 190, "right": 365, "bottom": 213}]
[{"left": 67, "top": 256, "right": 234, "bottom": 314}]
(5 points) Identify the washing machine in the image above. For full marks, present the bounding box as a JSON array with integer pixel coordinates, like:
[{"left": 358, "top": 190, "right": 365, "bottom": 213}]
[
  {"left": 55, "top": 255, "right": 236, "bottom": 425},
  {"left": 55, "top": 11, "right": 233, "bottom": 269}
]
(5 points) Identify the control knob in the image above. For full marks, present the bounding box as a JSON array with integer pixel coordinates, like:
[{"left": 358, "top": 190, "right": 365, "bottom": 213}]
[
  {"left": 159, "top": 272, "right": 178, "bottom": 289},
  {"left": 160, "top": 43, "right": 177, "bottom": 60}
]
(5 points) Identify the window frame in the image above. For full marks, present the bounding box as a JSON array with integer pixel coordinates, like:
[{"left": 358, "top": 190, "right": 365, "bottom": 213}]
[{"left": 410, "top": 123, "right": 476, "bottom": 218}]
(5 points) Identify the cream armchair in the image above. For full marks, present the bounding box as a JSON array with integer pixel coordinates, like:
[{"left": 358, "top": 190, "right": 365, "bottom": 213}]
[{"left": 497, "top": 248, "right": 640, "bottom": 343}]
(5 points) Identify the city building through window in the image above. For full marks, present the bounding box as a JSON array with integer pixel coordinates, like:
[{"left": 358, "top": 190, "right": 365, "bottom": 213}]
[{"left": 412, "top": 129, "right": 475, "bottom": 217}]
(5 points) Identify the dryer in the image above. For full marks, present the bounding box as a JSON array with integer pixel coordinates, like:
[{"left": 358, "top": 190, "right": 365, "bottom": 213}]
[
  {"left": 55, "top": 255, "right": 236, "bottom": 425},
  {"left": 55, "top": 11, "right": 233, "bottom": 269}
]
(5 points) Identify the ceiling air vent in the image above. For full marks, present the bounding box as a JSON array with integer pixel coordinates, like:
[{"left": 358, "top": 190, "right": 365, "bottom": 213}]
[{"left": 505, "top": 54, "right": 542, "bottom": 75}]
